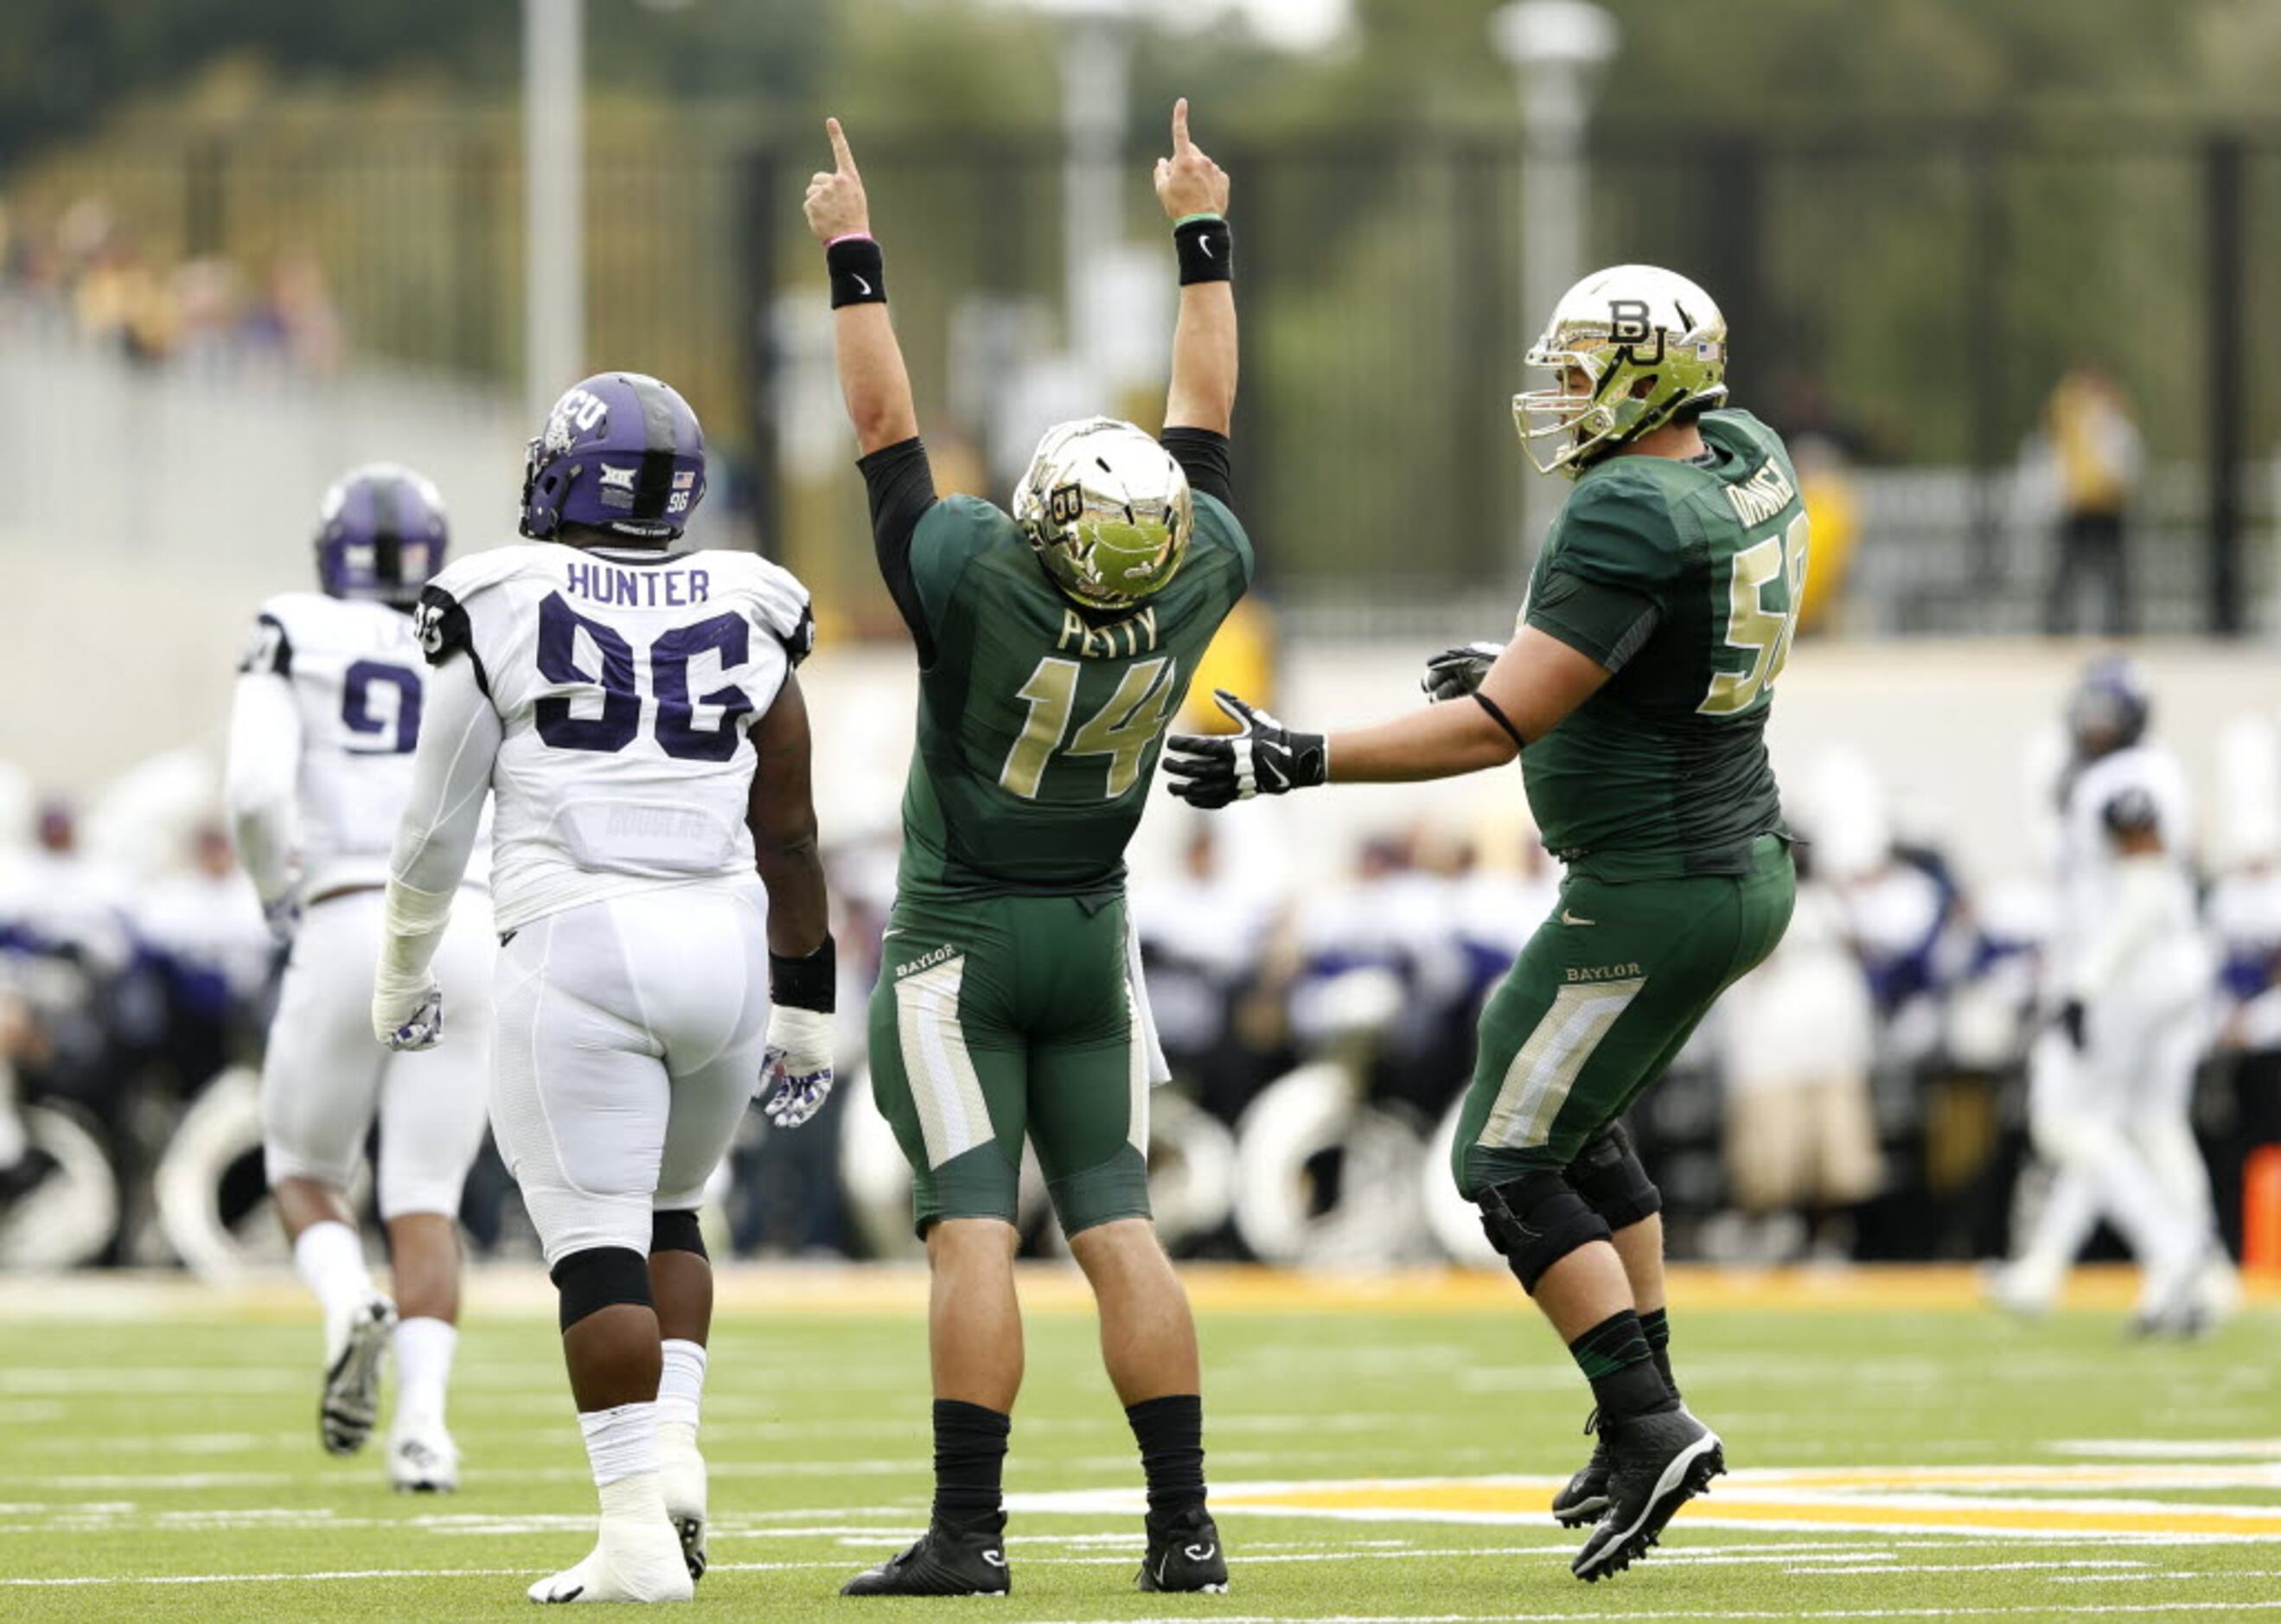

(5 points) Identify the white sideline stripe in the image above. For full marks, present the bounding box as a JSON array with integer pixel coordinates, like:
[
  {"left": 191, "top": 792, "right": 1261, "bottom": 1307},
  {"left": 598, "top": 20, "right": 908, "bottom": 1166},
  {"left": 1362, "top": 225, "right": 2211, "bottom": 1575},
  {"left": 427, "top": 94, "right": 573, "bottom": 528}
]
[{"left": 1023, "top": 1608, "right": 2281, "bottom": 1623}]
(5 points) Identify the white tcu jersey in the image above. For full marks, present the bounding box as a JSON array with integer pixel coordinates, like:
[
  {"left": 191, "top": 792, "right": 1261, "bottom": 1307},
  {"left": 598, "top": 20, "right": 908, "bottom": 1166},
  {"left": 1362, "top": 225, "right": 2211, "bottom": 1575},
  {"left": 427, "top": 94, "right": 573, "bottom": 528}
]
[
  {"left": 2053, "top": 743, "right": 2201, "bottom": 999},
  {"left": 236, "top": 592, "right": 488, "bottom": 898},
  {"left": 417, "top": 542, "right": 814, "bottom": 934}
]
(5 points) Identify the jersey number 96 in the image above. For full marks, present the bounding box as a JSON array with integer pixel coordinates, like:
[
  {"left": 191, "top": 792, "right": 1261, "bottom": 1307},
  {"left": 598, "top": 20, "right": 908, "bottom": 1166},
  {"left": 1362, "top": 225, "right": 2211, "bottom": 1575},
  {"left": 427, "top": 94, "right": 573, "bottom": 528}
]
[{"left": 535, "top": 592, "right": 754, "bottom": 762}]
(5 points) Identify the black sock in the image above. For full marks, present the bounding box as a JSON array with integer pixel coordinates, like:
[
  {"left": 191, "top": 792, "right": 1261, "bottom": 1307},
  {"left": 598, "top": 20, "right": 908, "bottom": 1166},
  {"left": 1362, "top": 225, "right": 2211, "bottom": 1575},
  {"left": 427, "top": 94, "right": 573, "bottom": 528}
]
[
  {"left": 1568, "top": 1310, "right": 1677, "bottom": 1423},
  {"left": 1639, "top": 1306, "right": 1679, "bottom": 1400},
  {"left": 1126, "top": 1394, "right": 1206, "bottom": 1523},
  {"left": 931, "top": 1399, "right": 1010, "bottom": 1528}
]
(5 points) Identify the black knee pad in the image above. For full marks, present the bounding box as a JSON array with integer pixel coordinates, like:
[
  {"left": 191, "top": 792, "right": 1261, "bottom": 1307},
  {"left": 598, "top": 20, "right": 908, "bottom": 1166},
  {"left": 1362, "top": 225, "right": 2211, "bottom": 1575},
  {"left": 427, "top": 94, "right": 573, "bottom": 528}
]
[
  {"left": 550, "top": 1245, "right": 653, "bottom": 1333},
  {"left": 1476, "top": 1169, "right": 1613, "bottom": 1295},
  {"left": 1567, "top": 1121, "right": 1662, "bottom": 1231},
  {"left": 650, "top": 1208, "right": 707, "bottom": 1260}
]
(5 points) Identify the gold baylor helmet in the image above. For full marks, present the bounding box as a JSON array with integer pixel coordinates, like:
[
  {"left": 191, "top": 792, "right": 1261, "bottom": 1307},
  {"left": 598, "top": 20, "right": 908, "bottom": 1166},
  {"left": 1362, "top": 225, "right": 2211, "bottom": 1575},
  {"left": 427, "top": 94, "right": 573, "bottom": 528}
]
[
  {"left": 1514, "top": 264, "right": 1728, "bottom": 477},
  {"left": 1013, "top": 417, "right": 1194, "bottom": 611}
]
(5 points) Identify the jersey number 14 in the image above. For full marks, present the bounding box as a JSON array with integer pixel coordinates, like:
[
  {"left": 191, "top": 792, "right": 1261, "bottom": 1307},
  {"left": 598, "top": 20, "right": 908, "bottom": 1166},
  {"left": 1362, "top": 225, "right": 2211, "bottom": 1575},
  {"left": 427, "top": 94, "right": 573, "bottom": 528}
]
[
  {"left": 1700, "top": 512, "right": 1809, "bottom": 717},
  {"left": 1000, "top": 656, "right": 1181, "bottom": 802}
]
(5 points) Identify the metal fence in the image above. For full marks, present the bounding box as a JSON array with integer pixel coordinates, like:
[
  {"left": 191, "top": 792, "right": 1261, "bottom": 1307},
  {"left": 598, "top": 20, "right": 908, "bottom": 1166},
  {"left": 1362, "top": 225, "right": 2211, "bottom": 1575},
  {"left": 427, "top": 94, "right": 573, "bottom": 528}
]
[{"left": 6, "top": 116, "right": 2277, "bottom": 635}]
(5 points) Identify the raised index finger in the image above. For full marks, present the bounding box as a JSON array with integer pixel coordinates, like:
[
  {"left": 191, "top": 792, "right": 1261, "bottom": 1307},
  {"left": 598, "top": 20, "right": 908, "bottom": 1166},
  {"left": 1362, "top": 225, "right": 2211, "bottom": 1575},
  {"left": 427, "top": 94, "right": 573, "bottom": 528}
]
[
  {"left": 1171, "top": 97, "right": 1192, "bottom": 154},
  {"left": 826, "top": 117, "right": 859, "bottom": 177}
]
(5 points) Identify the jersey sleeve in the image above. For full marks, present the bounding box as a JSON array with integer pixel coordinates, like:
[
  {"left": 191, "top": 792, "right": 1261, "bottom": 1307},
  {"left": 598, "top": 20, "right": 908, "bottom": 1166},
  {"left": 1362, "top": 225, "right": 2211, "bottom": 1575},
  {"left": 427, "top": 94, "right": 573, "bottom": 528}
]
[
  {"left": 413, "top": 550, "right": 527, "bottom": 696},
  {"left": 909, "top": 496, "right": 1010, "bottom": 651},
  {"left": 1525, "top": 473, "right": 1677, "bottom": 670},
  {"left": 739, "top": 556, "right": 817, "bottom": 669},
  {"left": 1192, "top": 491, "right": 1256, "bottom": 592},
  {"left": 237, "top": 609, "right": 293, "bottom": 676}
]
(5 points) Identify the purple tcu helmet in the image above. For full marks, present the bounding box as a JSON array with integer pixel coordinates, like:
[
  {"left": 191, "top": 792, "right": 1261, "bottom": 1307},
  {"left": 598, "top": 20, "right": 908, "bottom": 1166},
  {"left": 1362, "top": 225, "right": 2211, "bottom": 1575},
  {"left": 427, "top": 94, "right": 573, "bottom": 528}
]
[
  {"left": 315, "top": 463, "right": 450, "bottom": 606},
  {"left": 520, "top": 371, "right": 707, "bottom": 542}
]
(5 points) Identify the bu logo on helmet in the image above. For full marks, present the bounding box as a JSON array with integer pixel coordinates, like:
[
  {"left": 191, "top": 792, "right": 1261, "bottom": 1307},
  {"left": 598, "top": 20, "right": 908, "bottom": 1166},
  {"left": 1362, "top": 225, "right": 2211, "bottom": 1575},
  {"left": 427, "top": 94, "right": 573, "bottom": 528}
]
[{"left": 1608, "top": 298, "right": 1664, "bottom": 361}]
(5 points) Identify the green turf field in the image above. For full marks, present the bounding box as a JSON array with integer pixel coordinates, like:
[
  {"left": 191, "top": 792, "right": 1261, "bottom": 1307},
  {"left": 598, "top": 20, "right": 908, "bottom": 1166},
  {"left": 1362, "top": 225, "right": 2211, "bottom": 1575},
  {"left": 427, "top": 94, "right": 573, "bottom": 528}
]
[{"left": 2, "top": 1267, "right": 2277, "bottom": 1621}]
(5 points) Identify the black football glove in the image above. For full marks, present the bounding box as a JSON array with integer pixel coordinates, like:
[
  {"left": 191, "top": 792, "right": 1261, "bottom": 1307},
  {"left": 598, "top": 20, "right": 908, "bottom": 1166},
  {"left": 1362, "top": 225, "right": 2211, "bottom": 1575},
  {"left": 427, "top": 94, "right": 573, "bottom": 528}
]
[
  {"left": 1161, "top": 690, "right": 1326, "bottom": 810},
  {"left": 2055, "top": 997, "right": 2087, "bottom": 1052},
  {"left": 1421, "top": 640, "right": 1505, "bottom": 702}
]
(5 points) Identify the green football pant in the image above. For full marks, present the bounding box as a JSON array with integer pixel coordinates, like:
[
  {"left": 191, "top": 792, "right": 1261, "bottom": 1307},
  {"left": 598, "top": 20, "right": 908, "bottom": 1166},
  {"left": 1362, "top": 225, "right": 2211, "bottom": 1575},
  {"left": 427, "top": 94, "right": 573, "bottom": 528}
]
[
  {"left": 867, "top": 892, "right": 1152, "bottom": 1237},
  {"left": 1454, "top": 834, "right": 1796, "bottom": 1195}
]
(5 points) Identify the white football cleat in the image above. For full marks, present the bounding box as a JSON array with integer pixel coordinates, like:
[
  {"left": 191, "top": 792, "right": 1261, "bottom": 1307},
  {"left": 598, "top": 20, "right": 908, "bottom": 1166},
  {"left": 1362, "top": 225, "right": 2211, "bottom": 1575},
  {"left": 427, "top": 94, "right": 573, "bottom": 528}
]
[
  {"left": 388, "top": 1416, "right": 461, "bottom": 1493},
  {"left": 657, "top": 1421, "right": 708, "bottom": 1582},
  {"left": 527, "top": 1518, "right": 693, "bottom": 1604},
  {"left": 321, "top": 1292, "right": 397, "bottom": 1455},
  {"left": 1981, "top": 1260, "right": 2056, "bottom": 1318}
]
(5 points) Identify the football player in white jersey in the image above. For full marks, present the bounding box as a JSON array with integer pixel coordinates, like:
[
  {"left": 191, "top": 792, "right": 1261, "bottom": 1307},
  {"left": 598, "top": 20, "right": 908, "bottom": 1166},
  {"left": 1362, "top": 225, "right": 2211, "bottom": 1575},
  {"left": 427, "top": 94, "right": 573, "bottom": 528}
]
[
  {"left": 1991, "top": 655, "right": 2231, "bottom": 1333},
  {"left": 226, "top": 464, "right": 495, "bottom": 1492},
  {"left": 372, "top": 372, "right": 833, "bottom": 1604}
]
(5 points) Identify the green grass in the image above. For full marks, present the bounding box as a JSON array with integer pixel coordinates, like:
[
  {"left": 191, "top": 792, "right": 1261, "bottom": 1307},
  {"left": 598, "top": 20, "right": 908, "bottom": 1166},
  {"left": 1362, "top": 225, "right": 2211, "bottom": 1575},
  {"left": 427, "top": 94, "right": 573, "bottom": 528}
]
[{"left": 3, "top": 1274, "right": 2278, "bottom": 1621}]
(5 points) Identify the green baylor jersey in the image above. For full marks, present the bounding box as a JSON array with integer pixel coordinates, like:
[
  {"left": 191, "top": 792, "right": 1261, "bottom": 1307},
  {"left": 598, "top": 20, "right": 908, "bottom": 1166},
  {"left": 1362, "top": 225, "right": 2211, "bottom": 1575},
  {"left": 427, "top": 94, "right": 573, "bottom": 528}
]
[
  {"left": 1520, "top": 409, "right": 1805, "bottom": 882},
  {"left": 898, "top": 491, "right": 1254, "bottom": 900}
]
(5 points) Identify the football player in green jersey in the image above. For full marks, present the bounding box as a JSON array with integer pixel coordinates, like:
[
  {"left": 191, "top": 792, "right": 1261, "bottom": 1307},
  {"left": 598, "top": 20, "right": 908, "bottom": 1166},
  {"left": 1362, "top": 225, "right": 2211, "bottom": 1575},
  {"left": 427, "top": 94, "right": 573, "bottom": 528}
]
[
  {"left": 806, "top": 104, "right": 1249, "bottom": 1599},
  {"left": 1166, "top": 265, "right": 1802, "bottom": 1583}
]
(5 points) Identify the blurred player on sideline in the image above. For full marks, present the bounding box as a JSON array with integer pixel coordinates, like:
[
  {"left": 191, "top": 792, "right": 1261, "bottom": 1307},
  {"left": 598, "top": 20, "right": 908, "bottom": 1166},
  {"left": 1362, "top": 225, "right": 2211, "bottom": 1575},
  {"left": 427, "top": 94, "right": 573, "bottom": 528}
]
[
  {"left": 371, "top": 373, "right": 832, "bottom": 1604},
  {"left": 1990, "top": 655, "right": 2233, "bottom": 1333},
  {"left": 1166, "top": 266, "right": 1799, "bottom": 1582},
  {"left": 226, "top": 464, "right": 493, "bottom": 1493},
  {"left": 809, "top": 104, "right": 1247, "bottom": 1598}
]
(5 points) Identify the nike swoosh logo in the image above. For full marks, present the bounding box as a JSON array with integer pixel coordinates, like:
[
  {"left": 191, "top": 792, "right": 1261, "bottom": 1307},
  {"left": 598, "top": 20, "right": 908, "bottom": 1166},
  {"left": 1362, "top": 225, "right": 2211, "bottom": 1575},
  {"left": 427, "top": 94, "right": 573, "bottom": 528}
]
[
  {"left": 1560, "top": 908, "right": 1596, "bottom": 926},
  {"left": 1153, "top": 1554, "right": 1172, "bottom": 1585},
  {"left": 853, "top": 273, "right": 872, "bottom": 295},
  {"left": 551, "top": 1585, "right": 584, "bottom": 1602}
]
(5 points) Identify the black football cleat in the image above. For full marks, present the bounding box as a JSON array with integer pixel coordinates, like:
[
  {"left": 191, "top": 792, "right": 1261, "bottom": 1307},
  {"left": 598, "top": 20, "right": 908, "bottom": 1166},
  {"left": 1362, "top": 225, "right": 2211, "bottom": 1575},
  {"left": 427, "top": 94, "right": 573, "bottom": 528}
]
[
  {"left": 840, "top": 1519, "right": 1011, "bottom": 1597},
  {"left": 1137, "top": 1506, "right": 1228, "bottom": 1594},
  {"left": 1550, "top": 1408, "right": 1612, "bottom": 1527},
  {"left": 1570, "top": 1406, "right": 1724, "bottom": 1582}
]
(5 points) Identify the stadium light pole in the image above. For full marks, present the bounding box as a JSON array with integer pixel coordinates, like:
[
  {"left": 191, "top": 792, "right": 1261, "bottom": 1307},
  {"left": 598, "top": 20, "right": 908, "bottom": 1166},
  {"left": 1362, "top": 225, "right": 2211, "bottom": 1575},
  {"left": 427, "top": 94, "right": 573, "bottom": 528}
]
[
  {"left": 524, "top": 0, "right": 586, "bottom": 424},
  {"left": 1492, "top": 1, "right": 1617, "bottom": 564}
]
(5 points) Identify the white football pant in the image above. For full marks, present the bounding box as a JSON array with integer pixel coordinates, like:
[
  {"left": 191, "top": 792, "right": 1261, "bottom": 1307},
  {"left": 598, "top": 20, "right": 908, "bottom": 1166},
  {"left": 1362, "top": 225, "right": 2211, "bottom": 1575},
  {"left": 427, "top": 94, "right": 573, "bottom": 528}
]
[
  {"left": 2016, "top": 988, "right": 2212, "bottom": 1310},
  {"left": 261, "top": 887, "right": 496, "bottom": 1219},
  {"left": 489, "top": 883, "right": 770, "bottom": 1264}
]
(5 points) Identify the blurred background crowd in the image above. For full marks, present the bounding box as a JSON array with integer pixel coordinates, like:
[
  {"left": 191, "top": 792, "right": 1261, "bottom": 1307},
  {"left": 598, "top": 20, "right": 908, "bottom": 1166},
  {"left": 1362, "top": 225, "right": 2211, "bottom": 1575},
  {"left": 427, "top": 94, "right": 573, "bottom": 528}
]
[{"left": 7, "top": 0, "right": 2281, "bottom": 1280}]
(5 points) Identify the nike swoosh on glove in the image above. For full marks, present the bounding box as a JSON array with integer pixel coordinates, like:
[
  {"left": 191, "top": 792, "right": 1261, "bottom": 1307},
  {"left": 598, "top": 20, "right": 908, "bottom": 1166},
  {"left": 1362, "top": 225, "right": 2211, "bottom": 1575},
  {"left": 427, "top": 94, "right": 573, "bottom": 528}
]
[
  {"left": 1421, "top": 640, "right": 1506, "bottom": 702},
  {"left": 374, "top": 980, "right": 443, "bottom": 1052},
  {"left": 1161, "top": 689, "right": 1326, "bottom": 810},
  {"left": 758, "top": 1006, "right": 835, "bottom": 1128}
]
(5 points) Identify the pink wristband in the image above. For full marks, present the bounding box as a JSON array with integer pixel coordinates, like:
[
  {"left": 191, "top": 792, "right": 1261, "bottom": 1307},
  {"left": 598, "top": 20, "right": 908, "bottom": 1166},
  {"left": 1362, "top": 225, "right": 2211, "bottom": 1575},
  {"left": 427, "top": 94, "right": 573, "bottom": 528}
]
[{"left": 826, "top": 231, "right": 874, "bottom": 248}]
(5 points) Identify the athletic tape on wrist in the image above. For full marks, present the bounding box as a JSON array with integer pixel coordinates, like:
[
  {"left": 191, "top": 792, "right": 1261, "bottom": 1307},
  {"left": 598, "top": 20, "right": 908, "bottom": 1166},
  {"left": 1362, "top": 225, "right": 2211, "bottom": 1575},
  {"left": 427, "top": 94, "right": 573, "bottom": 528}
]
[
  {"left": 1173, "top": 214, "right": 1232, "bottom": 285},
  {"left": 826, "top": 236, "right": 886, "bottom": 308},
  {"left": 770, "top": 932, "right": 837, "bottom": 1013}
]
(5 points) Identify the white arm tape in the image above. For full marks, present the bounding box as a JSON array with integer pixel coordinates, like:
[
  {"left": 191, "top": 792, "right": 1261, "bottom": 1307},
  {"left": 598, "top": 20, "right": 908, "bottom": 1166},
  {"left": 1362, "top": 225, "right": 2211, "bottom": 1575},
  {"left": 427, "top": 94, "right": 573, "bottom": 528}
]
[{"left": 376, "top": 873, "right": 456, "bottom": 1006}]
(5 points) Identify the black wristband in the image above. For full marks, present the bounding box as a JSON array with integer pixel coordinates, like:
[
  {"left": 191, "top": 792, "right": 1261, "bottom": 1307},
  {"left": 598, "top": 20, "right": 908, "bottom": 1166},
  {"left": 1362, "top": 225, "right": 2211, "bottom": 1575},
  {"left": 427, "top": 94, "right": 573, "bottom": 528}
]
[
  {"left": 826, "top": 237, "right": 885, "bottom": 309},
  {"left": 770, "top": 932, "right": 838, "bottom": 1014},
  {"left": 1173, "top": 214, "right": 1232, "bottom": 285}
]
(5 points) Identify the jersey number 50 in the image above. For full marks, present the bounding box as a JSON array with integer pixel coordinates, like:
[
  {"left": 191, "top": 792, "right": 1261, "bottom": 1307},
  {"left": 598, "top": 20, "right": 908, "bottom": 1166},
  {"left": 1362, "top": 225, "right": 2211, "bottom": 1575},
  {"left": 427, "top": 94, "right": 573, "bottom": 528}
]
[
  {"left": 536, "top": 592, "right": 753, "bottom": 761},
  {"left": 1700, "top": 512, "right": 1809, "bottom": 717}
]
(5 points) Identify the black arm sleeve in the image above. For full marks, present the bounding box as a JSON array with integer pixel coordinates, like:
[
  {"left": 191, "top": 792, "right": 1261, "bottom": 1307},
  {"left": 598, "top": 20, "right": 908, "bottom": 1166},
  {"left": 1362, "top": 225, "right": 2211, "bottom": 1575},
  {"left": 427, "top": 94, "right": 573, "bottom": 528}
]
[
  {"left": 1160, "top": 426, "right": 1234, "bottom": 508},
  {"left": 857, "top": 437, "right": 941, "bottom": 656}
]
